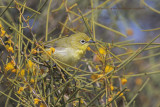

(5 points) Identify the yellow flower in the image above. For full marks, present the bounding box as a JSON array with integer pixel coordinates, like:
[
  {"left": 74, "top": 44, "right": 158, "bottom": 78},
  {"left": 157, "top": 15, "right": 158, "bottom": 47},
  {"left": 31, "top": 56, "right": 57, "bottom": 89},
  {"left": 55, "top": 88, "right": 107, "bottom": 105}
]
[
  {"left": 46, "top": 51, "right": 51, "bottom": 56},
  {"left": 110, "top": 85, "right": 114, "bottom": 91},
  {"left": 47, "top": 47, "right": 55, "bottom": 56},
  {"left": 87, "top": 47, "right": 91, "bottom": 51},
  {"left": 95, "top": 65, "right": 99, "bottom": 69},
  {"left": 17, "top": 87, "right": 25, "bottom": 94},
  {"left": 117, "top": 91, "right": 123, "bottom": 96},
  {"left": 8, "top": 46, "right": 14, "bottom": 53},
  {"left": 91, "top": 74, "right": 105, "bottom": 82},
  {"left": 28, "top": 60, "right": 33, "bottom": 68},
  {"left": 73, "top": 101, "right": 78, "bottom": 106},
  {"left": 108, "top": 97, "right": 112, "bottom": 102},
  {"left": 5, "top": 62, "right": 14, "bottom": 71},
  {"left": 0, "top": 29, "right": 6, "bottom": 37},
  {"left": 40, "top": 103, "right": 47, "bottom": 107},
  {"left": 91, "top": 74, "right": 98, "bottom": 80},
  {"left": 34, "top": 98, "right": 40, "bottom": 104},
  {"left": 105, "top": 65, "right": 113, "bottom": 73},
  {"left": 19, "top": 69, "right": 25, "bottom": 77},
  {"left": 6, "top": 45, "right": 14, "bottom": 53},
  {"left": 80, "top": 99, "right": 84, "bottom": 104},
  {"left": 31, "top": 49, "right": 37, "bottom": 54},
  {"left": 98, "top": 47, "right": 106, "bottom": 55},
  {"left": 97, "top": 74, "right": 105, "bottom": 82},
  {"left": 27, "top": 60, "right": 37, "bottom": 75},
  {"left": 0, "top": 24, "right": 2, "bottom": 28},
  {"left": 30, "top": 78, "right": 35, "bottom": 84},
  {"left": 50, "top": 47, "right": 55, "bottom": 52},
  {"left": 5, "top": 39, "right": 12, "bottom": 44},
  {"left": 11, "top": 69, "right": 17, "bottom": 73},
  {"left": 97, "top": 74, "right": 104, "bottom": 78},
  {"left": 121, "top": 78, "right": 127, "bottom": 85},
  {"left": 10, "top": 60, "right": 15, "bottom": 65}
]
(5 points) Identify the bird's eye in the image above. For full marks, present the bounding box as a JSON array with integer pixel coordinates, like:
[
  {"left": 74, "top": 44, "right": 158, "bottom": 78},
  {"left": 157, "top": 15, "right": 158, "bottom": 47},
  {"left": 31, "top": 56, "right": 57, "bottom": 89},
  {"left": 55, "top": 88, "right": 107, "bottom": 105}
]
[{"left": 80, "top": 40, "right": 86, "bottom": 44}]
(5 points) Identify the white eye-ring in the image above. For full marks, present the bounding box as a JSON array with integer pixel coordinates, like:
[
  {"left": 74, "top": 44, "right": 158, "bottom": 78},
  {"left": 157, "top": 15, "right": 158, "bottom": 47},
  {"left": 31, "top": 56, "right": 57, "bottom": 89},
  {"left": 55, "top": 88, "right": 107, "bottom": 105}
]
[{"left": 80, "top": 40, "right": 86, "bottom": 44}]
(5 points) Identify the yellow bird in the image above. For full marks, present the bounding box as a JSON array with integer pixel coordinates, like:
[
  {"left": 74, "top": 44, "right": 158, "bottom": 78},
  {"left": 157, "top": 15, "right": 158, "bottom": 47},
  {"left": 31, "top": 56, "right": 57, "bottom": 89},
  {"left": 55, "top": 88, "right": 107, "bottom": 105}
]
[{"left": 44, "top": 33, "right": 95, "bottom": 68}]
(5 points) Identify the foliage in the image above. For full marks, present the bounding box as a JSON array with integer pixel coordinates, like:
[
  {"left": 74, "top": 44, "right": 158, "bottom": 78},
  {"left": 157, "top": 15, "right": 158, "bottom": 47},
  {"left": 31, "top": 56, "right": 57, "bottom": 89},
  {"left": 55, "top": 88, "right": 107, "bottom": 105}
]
[{"left": 0, "top": 0, "right": 160, "bottom": 107}]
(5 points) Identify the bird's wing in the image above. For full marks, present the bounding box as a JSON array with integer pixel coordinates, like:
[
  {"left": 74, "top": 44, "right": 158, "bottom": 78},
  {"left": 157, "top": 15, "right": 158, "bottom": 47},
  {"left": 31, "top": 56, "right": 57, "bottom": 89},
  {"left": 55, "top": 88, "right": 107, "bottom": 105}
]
[
  {"left": 53, "top": 47, "right": 77, "bottom": 67},
  {"left": 44, "top": 36, "right": 70, "bottom": 48}
]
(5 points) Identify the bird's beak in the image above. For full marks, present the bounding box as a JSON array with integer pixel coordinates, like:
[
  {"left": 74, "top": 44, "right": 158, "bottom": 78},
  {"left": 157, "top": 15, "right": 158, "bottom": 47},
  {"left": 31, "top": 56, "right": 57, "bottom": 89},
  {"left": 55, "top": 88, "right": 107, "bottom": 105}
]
[{"left": 88, "top": 39, "right": 95, "bottom": 43}]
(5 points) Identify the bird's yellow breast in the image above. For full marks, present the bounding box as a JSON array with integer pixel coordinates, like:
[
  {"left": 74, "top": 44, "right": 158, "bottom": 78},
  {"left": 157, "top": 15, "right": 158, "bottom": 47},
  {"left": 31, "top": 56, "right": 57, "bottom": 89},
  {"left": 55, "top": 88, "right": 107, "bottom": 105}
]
[{"left": 53, "top": 48, "right": 85, "bottom": 68}]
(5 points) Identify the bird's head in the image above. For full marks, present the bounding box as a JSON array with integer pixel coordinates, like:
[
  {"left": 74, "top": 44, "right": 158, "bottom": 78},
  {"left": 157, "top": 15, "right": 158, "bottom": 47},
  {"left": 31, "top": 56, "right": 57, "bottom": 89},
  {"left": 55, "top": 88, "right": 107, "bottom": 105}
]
[{"left": 69, "top": 33, "right": 95, "bottom": 51}]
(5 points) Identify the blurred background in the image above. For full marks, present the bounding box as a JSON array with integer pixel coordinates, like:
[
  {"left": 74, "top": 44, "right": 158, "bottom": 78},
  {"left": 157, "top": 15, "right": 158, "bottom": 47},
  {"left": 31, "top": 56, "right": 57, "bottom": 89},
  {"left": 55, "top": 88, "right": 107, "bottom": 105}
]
[{"left": 1, "top": 0, "right": 160, "bottom": 106}]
